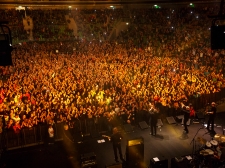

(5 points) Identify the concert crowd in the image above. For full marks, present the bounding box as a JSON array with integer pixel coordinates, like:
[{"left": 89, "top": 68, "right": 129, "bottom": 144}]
[{"left": 0, "top": 4, "right": 225, "bottom": 136}]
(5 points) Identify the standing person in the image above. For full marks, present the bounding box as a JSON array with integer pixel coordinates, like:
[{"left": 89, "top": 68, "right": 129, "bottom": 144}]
[
  {"left": 48, "top": 124, "right": 54, "bottom": 144},
  {"left": 206, "top": 102, "right": 217, "bottom": 132},
  {"left": 149, "top": 104, "right": 159, "bottom": 136},
  {"left": 110, "top": 127, "right": 124, "bottom": 162},
  {"left": 183, "top": 106, "right": 190, "bottom": 134}
]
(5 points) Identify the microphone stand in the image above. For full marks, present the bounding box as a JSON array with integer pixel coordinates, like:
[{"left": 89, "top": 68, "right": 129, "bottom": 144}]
[{"left": 190, "top": 126, "right": 205, "bottom": 158}]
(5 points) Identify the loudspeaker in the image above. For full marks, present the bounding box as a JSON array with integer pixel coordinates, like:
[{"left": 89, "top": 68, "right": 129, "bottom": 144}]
[
  {"left": 166, "top": 117, "right": 176, "bottom": 124},
  {"left": 124, "top": 124, "right": 133, "bottom": 132},
  {"left": 150, "top": 157, "right": 168, "bottom": 168},
  {"left": 211, "top": 25, "right": 225, "bottom": 50},
  {"left": 139, "top": 121, "right": 149, "bottom": 130},
  {"left": 0, "top": 34, "right": 13, "bottom": 66},
  {"left": 105, "top": 163, "right": 123, "bottom": 168},
  {"left": 156, "top": 119, "right": 163, "bottom": 127},
  {"left": 126, "top": 137, "right": 144, "bottom": 168}
]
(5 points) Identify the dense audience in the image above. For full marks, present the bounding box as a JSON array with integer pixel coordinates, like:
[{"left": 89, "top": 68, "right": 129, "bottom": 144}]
[{"left": 0, "top": 3, "right": 225, "bottom": 136}]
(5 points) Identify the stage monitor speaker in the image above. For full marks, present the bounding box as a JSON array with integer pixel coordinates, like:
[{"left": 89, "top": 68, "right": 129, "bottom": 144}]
[
  {"left": 150, "top": 157, "right": 168, "bottom": 168},
  {"left": 157, "top": 119, "right": 163, "bottom": 127},
  {"left": 124, "top": 124, "right": 133, "bottom": 132},
  {"left": 105, "top": 163, "right": 122, "bottom": 168},
  {"left": 166, "top": 117, "right": 176, "bottom": 124},
  {"left": 211, "top": 25, "right": 225, "bottom": 50},
  {"left": 139, "top": 121, "right": 149, "bottom": 130},
  {"left": 126, "top": 137, "right": 144, "bottom": 168}
]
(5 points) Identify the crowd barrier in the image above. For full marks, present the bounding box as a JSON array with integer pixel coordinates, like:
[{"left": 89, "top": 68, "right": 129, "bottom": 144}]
[
  {"left": 189, "top": 87, "right": 225, "bottom": 111},
  {"left": 0, "top": 88, "right": 225, "bottom": 151},
  {"left": 0, "top": 123, "right": 63, "bottom": 151}
]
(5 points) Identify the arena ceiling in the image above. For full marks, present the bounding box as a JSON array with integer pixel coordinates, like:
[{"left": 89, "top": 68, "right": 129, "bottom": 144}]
[{"left": 0, "top": 0, "right": 221, "bottom": 6}]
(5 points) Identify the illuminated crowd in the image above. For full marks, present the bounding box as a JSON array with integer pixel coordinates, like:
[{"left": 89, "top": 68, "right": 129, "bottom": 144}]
[{"left": 0, "top": 3, "right": 225, "bottom": 134}]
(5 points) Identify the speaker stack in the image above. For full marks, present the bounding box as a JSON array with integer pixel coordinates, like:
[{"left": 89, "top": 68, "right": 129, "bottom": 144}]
[{"left": 126, "top": 137, "right": 144, "bottom": 168}]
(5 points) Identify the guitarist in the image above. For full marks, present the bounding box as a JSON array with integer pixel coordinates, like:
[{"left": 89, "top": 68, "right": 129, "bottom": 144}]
[{"left": 206, "top": 102, "right": 216, "bottom": 132}]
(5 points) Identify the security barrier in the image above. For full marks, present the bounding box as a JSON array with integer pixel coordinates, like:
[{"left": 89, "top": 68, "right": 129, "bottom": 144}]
[{"left": 0, "top": 88, "right": 225, "bottom": 151}]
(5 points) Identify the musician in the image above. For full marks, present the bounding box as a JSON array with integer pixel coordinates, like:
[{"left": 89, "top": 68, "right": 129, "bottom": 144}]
[
  {"left": 206, "top": 102, "right": 216, "bottom": 132},
  {"left": 182, "top": 105, "right": 190, "bottom": 134},
  {"left": 110, "top": 127, "right": 124, "bottom": 162},
  {"left": 214, "top": 142, "right": 225, "bottom": 166},
  {"left": 149, "top": 104, "right": 159, "bottom": 136}
]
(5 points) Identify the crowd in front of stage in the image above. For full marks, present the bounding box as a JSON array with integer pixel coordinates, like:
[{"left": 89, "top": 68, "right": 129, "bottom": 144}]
[{"left": 0, "top": 4, "right": 225, "bottom": 138}]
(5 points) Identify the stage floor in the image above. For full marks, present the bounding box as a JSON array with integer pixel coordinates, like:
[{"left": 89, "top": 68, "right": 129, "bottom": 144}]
[{"left": 1, "top": 112, "right": 225, "bottom": 168}]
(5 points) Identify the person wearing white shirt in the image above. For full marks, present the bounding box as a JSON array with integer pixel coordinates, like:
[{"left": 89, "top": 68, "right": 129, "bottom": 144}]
[{"left": 48, "top": 124, "right": 54, "bottom": 144}]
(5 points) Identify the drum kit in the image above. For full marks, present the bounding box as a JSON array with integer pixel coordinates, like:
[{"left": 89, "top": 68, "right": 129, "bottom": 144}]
[{"left": 195, "top": 134, "right": 225, "bottom": 166}]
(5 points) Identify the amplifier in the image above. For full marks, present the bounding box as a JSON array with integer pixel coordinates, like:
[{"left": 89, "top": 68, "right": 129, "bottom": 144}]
[{"left": 150, "top": 157, "right": 168, "bottom": 168}]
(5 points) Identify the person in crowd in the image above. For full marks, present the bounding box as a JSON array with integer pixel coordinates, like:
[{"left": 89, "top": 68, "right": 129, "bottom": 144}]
[
  {"left": 0, "top": 5, "right": 224, "bottom": 142},
  {"left": 48, "top": 124, "right": 54, "bottom": 144}
]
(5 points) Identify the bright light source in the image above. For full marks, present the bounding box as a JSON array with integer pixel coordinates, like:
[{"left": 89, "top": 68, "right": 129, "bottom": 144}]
[
  {"left": 154, "top": 5, "right": 157, "bottom": 7},
  {"left": 68, "top": 6, "right": 71, "bottom": 8},
  {"left": 110, "top": 6, "right": 114, "bottom": 8},
  {"left": 190, "top": 3, "right": 193, "bottom": 5},
  {"left": 126, "top": 22, "right": 129, "bottom": 25},
  {"left": 196, "top": 16, "right": 198, "bottom": 18}
]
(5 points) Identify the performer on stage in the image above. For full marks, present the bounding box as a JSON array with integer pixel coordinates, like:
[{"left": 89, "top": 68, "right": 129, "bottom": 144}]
[
  {"left": 180, "top": 102, "right": 190, "bottom": 134},
  {"left": 149, "top": 104, "right": 159, "bottom": 136},
  {"left": 110, "top": 127, "right": 125, "bottom": 162},
  {"left": 213, "top": 142, "right": 225, "bottom": 166},
  {"left": 206, "top": 102, "right": 216, "bottom": 132}
]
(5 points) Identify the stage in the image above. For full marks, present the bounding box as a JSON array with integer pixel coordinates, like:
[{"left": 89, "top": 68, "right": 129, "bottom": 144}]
[{"left": 1, "top": 112, "right": 225, "bottom": 168}]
